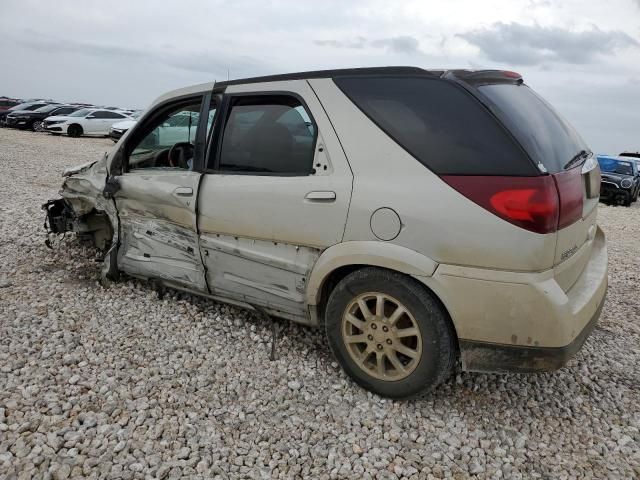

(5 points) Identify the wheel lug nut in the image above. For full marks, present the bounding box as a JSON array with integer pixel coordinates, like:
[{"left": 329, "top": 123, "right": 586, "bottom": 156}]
[
  {"left": 386, "top": 339, "right": 392, "bottom": 345},
  {"left": 367, "top": 334, "right": 373, "bottom": 341},
  {"left": 377, "top": 344, "right": 383, "bottom": 350},
  {"left": 382, "top": 326, "right": 389, "bottom": 332},
  {"left": 371, "top": 324, "right": 377, "bottom": 329}
]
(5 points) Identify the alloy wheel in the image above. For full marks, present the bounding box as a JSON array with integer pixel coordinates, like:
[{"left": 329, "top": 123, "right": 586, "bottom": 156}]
[{"left": 341, "top": 292, "right": 422, "bottom": 381}]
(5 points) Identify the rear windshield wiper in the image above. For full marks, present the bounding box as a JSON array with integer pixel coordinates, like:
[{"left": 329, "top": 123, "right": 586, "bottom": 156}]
[{"left": 564, "top": 150, "right": 590, "bottom": 170}]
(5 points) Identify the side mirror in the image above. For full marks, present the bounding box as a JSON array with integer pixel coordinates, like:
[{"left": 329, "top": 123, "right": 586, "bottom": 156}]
[{"left": 86, "top": 115, "right": 95, "bottom": 119}]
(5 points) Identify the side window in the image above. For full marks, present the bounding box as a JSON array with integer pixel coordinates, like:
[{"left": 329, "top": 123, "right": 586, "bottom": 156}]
[
  {"left": 102, "top": 111, "right": 126, "bottom": 119},
  {"left": 127, "top": 99, "right": 209, "bottom": 171},
  {"left": 334, "top": 76, "right": 537, "bottom": 176},
  {"left": 91, "top": 111, "right": 108, "bottom": 119},
  {"left": 217, "top": 96, "right": 316, "bottom": 175}
]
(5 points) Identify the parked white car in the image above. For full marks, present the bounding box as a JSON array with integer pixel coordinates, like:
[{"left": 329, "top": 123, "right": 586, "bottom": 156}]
[
  {"left": 109, "top": 119, "right": 137, "bottom": 142},
  {"left": 43, "top": 108, "right": 132, "bottom": 137},
  {"left": 110, "top": 111, "right": 201, "bottom": 145}
]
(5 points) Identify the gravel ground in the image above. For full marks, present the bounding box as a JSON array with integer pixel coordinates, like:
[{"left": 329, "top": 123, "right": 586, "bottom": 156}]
[{"left": 0, "top": 127, "right": 639, "bottom": 479}]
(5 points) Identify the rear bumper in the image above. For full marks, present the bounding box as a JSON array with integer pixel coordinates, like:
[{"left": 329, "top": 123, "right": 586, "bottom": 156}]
[
  {"left": 458, "top": 291, "right": 604, "bottom": 372},
  {"left": 416, "top": 226, "right": 608, "bottom": 373}
]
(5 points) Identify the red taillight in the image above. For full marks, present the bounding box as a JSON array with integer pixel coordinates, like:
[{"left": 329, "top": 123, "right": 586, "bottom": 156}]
[
  {"left": 553, "top": 167, "right": 584, "bottom": 229},
  {"left": 442, "top": 174, "right": 575, "bottom": 234},
  {"left": 490, "top": 188, "right": 558, "bottom": 225}
]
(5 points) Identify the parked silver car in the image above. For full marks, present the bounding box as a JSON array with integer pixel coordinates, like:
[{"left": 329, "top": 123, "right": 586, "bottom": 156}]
[{"left": 44, "top": 67, "right": 607, "bottom": 398}]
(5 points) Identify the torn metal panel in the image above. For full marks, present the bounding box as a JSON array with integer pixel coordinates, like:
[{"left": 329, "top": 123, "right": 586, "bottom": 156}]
[
  {"left": 118, "top": 217, "right": 207, "bottom": 291},
  {"left": 49, "top": 153, "right": 121, "bottom": 283},
  {"left": 113, "top": 170, "right": 206, "bottom": 292},
  {"left": 200, "top": 233, "right": 320, "bottom": 319}
]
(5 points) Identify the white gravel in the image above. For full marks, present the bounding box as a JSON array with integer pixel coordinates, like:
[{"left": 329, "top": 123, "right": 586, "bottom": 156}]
[{"left": 1, "top": 128, "right": 639, "bottom": 479}]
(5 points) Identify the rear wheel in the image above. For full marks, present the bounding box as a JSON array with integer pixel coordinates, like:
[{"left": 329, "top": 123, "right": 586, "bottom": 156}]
[
  {"left": 325, "top": 267, "right": 456, "bottom": 398},
  {"left": 67, "top": 124, "right": 83, "bottom": 137}
]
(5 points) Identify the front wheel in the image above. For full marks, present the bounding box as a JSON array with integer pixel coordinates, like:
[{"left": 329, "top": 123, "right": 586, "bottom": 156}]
[
  {"left": 325, "top": 268, "right": 456, "bottom": 398},
  {"left": 67, "top": 124, "right": 83, "bottom": 137},
  {"left": 32, "top": 120, "right": 44, "bottom": 132}
]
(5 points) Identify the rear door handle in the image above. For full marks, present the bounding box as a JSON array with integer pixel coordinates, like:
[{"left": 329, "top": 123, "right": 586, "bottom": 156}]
[
  {"left": 174, "top": 187, "right": 193, "bottom": 197},
  {"left": 305, "top": 191, "right": 336, "bottom": 202}
]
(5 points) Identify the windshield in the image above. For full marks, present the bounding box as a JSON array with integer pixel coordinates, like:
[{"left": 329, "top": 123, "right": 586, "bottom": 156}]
[
  {"left": 34, "top": 104, "right": 61, "bottom": 113},
  {"left": 478, "top": 84, "right": 590, "bottom": 173},
  {"left": 598, "top": 157, "right": 634, "bottom": 176},
  {"left": 69, "top": 108, "right": 92, "bottom": 117}
]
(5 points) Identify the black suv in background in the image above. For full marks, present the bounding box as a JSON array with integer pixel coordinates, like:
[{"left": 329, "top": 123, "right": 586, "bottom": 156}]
[
  {"left": 6, "top": 104, "right": 84, "bottom": 131},
  {"left": 597, "top": 155, "right": 640, "bottom": 206}
]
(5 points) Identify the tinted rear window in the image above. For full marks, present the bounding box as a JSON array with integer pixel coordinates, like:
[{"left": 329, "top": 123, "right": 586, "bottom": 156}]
[
  {"left": 479, "top": 84, "right": 588, "bottom": 174},
  {"left": 334, "top": 76, "right": 537, "bottom": 176}
]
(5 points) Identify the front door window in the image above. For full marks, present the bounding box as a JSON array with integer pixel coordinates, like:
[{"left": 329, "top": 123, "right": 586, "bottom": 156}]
[{"left": 129, "top": 102, "right": 210, "bottom": 171}]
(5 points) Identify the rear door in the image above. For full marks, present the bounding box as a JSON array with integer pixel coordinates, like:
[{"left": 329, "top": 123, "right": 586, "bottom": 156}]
[
  {"left": 113, "top": 94, "right": 216, "bottom": 291},
  {"left": 198, "top": 80, "right": 353, "bottom": 318}
]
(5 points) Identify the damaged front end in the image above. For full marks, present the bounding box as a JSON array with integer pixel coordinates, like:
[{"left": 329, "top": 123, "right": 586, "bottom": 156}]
[{"left": 42, "top": 153, "right": 121, "bottom": 283}]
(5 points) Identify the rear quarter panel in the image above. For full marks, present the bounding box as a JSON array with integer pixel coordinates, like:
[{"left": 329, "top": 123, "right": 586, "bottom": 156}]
[{"left": 309, "top": 78, "right": 556, "bottom": 272}]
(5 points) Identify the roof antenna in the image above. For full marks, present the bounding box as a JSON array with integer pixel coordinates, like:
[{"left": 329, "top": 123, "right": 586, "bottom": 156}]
[{"left": 227, "top": 68, "right": 230, "bottom": 81}]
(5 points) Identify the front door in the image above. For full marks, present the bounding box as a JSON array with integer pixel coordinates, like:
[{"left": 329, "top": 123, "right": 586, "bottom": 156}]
[
  {"left": 113, "top": 95, "right": 216, "bottom": 291},
  {"left": 198, "top": 81, "right": 353, "bottom": 319}
]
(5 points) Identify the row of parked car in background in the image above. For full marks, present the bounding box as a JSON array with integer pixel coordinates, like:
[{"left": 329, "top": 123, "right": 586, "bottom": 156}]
[{"left": 0, "top": 96, "right": 140, "bottom": 138}]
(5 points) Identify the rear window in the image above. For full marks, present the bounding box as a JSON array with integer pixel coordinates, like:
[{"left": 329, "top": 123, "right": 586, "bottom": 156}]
[
  {"left": 334, "top": 76, "right": 537, "bottom": 176},
  {"left": 479, "top": 84, "right": 589, "bottom": 174}
]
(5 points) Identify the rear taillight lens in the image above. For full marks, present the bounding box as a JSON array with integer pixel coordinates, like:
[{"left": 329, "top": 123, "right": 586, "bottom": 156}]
[
  {"left": 553, "top": 167, "right": 583, "bottom": 229},
  {"left": 442, "top": 171, "right": 584, "bottom": 234}
]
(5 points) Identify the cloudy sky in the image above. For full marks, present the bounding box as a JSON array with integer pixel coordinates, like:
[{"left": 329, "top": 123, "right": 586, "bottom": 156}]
[{"left": 1, "top": 0, "right": 639, "bottom": 153}]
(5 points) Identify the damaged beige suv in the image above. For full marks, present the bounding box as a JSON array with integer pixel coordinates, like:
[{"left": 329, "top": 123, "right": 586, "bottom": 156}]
[{"left": 45, "top": 67, "right": 607, "bottom": 398}]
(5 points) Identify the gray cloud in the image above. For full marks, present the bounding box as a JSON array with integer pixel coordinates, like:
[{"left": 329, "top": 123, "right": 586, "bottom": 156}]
[
  {"left": 14, "top": 31, "right": 267, "bottom": 79},
  {"left": 371, "top": 36, "right": 420, "bottom": 54},
  {"left": 315, "top": 35, "right": 421, "bottom": 54},
  {"left": 459, "top": 22, "right": 639, "bottom": 65},
  {"left": 315, "top": 37, "right": 367, "bottom": 49}
]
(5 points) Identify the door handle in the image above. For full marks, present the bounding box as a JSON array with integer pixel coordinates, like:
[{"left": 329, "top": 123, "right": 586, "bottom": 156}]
[
  {"left": 305, "top": 191, "right": 336, "bottom": 201},
  {"left": 174, "top": 187, "right": 193, "bottom": 197}
]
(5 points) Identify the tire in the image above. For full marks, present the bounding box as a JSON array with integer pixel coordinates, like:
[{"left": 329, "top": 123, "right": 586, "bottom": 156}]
[
  {"left": 67, "top": 124, "right": 83, "bottom": 137},
  {"left": 32, "top": 120, "right": 44, "bottom": 132},
  {"left": 325, "top": 267, "right": 456, "bottom": 398}
]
